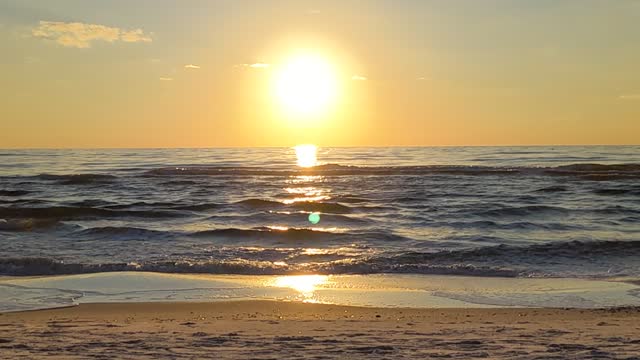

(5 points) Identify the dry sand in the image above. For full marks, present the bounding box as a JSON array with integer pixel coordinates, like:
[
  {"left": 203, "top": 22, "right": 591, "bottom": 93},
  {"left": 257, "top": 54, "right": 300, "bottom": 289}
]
[{"left": 1, "top": 301, "right": 639, "bottom": 359}]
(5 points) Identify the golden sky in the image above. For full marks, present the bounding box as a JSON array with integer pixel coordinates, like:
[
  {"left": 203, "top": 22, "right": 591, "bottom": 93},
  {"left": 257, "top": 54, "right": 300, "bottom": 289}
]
[{"left": 1, "top": 0, "right": 639, "bottom": 148}]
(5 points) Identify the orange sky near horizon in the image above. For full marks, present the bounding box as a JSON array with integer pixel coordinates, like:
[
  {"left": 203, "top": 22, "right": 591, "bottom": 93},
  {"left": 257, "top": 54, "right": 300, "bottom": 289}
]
[{"left": 1, "top": 0, "right": 639, "bottom": 148}]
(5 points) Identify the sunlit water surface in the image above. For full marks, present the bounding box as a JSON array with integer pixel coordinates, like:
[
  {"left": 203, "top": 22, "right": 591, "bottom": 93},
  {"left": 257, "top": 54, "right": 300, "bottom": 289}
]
[{"left": 0, "top": 146, "right": 639, "bottom": 280}]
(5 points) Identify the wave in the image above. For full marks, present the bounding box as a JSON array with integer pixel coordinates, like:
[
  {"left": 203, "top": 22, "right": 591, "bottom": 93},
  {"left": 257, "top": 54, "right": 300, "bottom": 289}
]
[
  {"left": 3, "top": 240, "right": 638, "bottom": 277},
  {"left": 553, "top": 164, "right": 640, "bottom": 172},
  {"left": 0, "top": 257, "right": 516, "bottom": 277},
  {"left": 190, "top": 227, "right": 404, "bottom": 243},
  {"left": 0, "top": 218, "right": 60, "bottom": 232},
  {"left": 171, "top": 203, "right": 223, "bottom": 211},
  {"left": 69, "top": 199, "right": 118, "bottom": 207},
  {"left": 235, "top": 199, "right": 353, "bottom": 214},
  {"left": 472, "top": 204, "right": 638, "bottom": 218},
  {"left": 191, "top": 227, "right": 335, "bottom": 240},
  {"left": 143, "top": 163, "right": 640, "bottom": 180},
  {"left": 234, "top": 199, "right": 282, "bottom": 208},
  {"left": 593, "top": 188, "right": 633, "bottom": 196},
  {"left": 204, "top": 211, "right": 371, "bottom": 227},
  {"left": 398, "top": 240, "right": 640, "bottom": 262},
  {"left": 104, "top": 201, "right": 178, "bottom": 210},
  {"left": 0, "top": 206, "right": 186, "bottom": 220},
  {"left": 37, "top": 173, "right": 117, "bottom": 185},
  {"left": 535, "top": 186, "right": 568, "bottom": 193},
  {"left": 478, "top": 205, "right": 570, "bottom": 218},
  {"left": 439, "top": 220, "right": 579, "bottom": 231},
  {"left": 591, "top": 206, "right": 640, "bottom": 215},
  {"left": 73, "top": 226, "right": 174, "bottom": 239},
  {"left": 0, "top": 190, "right": 31, "bottom": 197},
  {"left": 160, "top": 180, "right": 199, "bottom": 186},
  {"left": 57, "top": 225, "right": 400, "bottom": 242}
]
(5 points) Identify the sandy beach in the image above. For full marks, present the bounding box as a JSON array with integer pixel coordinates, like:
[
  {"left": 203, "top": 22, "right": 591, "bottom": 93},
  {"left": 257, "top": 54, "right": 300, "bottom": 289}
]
[
  {"left": 1, "top": 301, "right": 639, "bottom": 359},
  {"left": 3, "top": 0, "right": 639, "bottom": 358}
]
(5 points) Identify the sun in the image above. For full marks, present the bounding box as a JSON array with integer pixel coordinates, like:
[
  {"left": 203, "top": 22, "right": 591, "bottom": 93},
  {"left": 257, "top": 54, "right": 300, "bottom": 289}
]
[{"left": 273, "top": 53, "right": 338, "bottom": 118}]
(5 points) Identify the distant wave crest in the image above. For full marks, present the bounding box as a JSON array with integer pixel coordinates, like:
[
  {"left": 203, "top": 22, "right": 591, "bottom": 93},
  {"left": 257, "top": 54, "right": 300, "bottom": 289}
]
[
  {"left": 0, "top": 206, "right": 186, "bottom": 220},
  {"left": 143, "top": 163, "right": 640, "bottom": 180},
  {"left": 37, "top": 173, "right": 118, "bottom": 185}
]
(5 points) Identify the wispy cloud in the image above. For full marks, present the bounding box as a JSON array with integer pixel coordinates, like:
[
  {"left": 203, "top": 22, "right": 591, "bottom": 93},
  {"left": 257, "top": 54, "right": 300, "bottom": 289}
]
[
  {"left": 619, "top": 94, "right": 640, "bottom": 100},
  {"left": 31, "top": 21, "right": 152, "bottom": 48},
  {"left": 235, "top": 63, "right": 271, "bottom": 69},
  {"left": 119, "top": 28, "right": 151, "bottom": 43},
  {"left": 159, "top": 77, "right": 173, "bottom": 81},
  {"left": 184, "top": 64, "right": 200, "bottom": 69},
  {"left": 352, "top": 75, "right": 367, "bottom": 81}
]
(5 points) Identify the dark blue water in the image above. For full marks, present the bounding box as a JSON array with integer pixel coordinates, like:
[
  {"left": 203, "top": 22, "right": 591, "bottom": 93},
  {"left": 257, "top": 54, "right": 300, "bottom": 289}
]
[{"left": 1, "top": 146, "right": 639, "bottom": 278}]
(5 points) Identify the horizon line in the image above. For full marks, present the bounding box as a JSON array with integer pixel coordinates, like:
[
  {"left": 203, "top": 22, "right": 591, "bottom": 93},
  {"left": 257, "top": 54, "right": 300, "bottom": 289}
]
[{"left": 0, "top": 144, "right": 638, "bottom": 150}]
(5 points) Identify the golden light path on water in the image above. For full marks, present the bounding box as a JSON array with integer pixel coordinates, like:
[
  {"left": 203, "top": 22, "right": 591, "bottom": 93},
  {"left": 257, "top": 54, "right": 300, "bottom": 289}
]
[
  {"left": 265, "top": 147, "right": 332, "bottom": 292},
  {"left": 294, "top": 144, "right": 318, "bottom": 168},
  {"left": 289, "top": 144, "right": 325, "bottom": 225},
  {"left": 271, "top": 275, "right": 330, "bottom": 302}
]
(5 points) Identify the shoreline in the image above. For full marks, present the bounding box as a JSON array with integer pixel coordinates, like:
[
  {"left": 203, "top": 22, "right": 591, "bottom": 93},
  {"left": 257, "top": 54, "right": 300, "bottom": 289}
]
[
  {"left": 2, "top": 272, "right": 640, "bottom": 312},
  {"left": 2, "top": 301, "right": 640, "bottom": 358}
]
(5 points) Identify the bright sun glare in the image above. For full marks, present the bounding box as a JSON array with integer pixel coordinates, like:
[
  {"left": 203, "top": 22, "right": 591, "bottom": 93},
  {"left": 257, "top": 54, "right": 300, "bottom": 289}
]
[
  {"left": 274, "top": 53, "right": 338, "bottom": 118},
  {"left": 273, "top": 275, "right": 328, "bottom": 298},
  {"left": 294, "top": 144, "right": 318, "bottom": 167}
]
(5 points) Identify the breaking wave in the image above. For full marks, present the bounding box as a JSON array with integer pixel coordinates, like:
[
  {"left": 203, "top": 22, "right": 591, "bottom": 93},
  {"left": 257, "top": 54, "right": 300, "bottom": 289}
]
[
  {"left": 0, "top": 257, "right": 517, "bottom": 277},
  {"left": 2, "top": 240, "right": 638, "bottom": 277}
]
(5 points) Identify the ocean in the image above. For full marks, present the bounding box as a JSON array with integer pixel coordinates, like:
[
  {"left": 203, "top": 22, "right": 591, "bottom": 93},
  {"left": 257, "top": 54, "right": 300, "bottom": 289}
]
[{"left": 1, "top": 146, "right": 639, "bottom": 280}]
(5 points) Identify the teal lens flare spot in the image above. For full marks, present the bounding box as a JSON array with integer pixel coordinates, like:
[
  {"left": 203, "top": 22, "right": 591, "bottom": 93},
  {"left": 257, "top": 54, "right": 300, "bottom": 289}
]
[{"left": 308, "top": 212, "right": 321, "bottom": 225}]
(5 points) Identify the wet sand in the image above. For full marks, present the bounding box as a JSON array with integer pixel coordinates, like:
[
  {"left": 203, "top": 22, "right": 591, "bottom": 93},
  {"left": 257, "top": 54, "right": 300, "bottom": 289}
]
[{"left": 1, "top": 301, "right": 639, "bottom": 359}]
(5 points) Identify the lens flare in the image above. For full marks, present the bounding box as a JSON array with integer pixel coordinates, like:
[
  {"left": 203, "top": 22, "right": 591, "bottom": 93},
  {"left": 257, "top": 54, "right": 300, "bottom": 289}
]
[{"left": 308, "top": 212, "right": 321, "bottom": 224}]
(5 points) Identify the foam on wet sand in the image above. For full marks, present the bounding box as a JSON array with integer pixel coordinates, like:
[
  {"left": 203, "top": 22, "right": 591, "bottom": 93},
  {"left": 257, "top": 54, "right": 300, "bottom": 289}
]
[{"left": 2, "top": 272, "right": 640, "bottom": 311}]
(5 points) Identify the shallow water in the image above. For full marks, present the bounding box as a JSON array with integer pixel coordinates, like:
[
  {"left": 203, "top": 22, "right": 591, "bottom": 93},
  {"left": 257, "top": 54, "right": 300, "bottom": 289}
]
[
  {"left": 1, "top": 146, "right": 639, "bottom": 278},
  {"left": 2, "top": 272, "right": 639, "bottom": 312}
]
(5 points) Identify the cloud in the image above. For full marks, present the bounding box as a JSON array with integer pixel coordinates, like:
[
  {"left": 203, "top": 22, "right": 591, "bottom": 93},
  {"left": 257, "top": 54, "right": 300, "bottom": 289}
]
[
  {"left": 119, "top": 28, "right": 151, "bottom": 43},
  {"left": 352, "top": 75, "right": 367, "bottom": 81},
  {"left": 619, "top": 94, "right": 640, "bottom": 100},
  {"left": 31, "top": 21, "right": 152, "bottom": 48},
  {"left": 184, "top": 64, "right": 200, "bottom": 69},
  {"left": 417, "top": 76, "right": 429, "bottom": 81},
  {"left": 234, "top": 63, "right": 271, "bottom": 70},
  {"left": 249, "top": 63, "right": 270, "bottom": 69},
  {"left": 159, "top": 77, "right": 173, "bottom": 81}
]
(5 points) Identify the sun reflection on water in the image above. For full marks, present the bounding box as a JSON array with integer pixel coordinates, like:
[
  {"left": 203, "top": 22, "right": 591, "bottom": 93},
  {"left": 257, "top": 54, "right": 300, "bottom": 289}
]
[
  {"left": 294, "top": 144, "right": 318, "bottom": 168},
  {"left": 283, "top": 186, "right": 330, "bottom": 204},
  {"left": 283, "top": 195, "right": 330, "bottom": 204},
  {"left": 272, "top": 275, "right": 329, "bottom": 301},
  {"left": 286, "top": 175, "right": 325, "bottom": 184}
]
